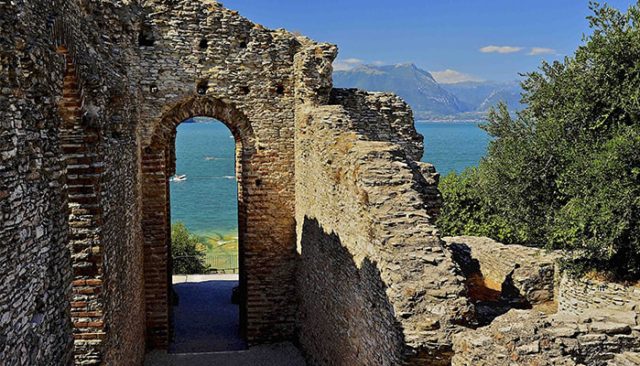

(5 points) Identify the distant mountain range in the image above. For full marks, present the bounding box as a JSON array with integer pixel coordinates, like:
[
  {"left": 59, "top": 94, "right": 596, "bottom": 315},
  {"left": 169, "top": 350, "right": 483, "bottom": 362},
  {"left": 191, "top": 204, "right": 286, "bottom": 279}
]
[{"left": 333, "top": 63, "right": 522, "bottom": 121}]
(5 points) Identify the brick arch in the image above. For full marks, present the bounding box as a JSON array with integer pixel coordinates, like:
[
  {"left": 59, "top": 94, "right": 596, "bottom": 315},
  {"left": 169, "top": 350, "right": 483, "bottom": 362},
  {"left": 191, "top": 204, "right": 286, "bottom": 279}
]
[
  {"left": 145, "top": 96, "right": 256, "bottom": 151},
  {"left": 145, "top": 96, "right": 257, "bottom": 199},
  {"left": 140, "top": 96, "right": 264, "bottom": 348}
]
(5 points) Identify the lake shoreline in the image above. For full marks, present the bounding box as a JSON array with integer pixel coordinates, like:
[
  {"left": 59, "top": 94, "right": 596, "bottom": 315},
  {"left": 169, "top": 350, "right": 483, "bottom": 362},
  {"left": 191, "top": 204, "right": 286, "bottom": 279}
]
[
  {"left": 416, "top": 119, "right": 485, "bottom": 123},
  {"left": 171, "top": 121, "right": 489, "bottom": 236}
]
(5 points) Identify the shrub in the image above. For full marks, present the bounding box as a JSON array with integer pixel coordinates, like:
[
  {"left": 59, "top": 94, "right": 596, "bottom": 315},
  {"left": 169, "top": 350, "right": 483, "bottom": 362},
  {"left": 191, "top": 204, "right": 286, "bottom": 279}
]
[
  {"left": 171, "top": 222, "right": 210, "bottom": 274},
  {"left": 437, "top": 168, "right": 523, "bottom": 243},
  {"left": 437, "top": 2, "right": 640, "bottom": 280}
]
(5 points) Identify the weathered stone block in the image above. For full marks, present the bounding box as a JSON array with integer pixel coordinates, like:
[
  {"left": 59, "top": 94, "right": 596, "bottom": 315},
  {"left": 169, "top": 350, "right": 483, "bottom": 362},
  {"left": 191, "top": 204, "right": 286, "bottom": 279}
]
[{"left": 444, "top": 236, "right": 560, "bottom": 307}]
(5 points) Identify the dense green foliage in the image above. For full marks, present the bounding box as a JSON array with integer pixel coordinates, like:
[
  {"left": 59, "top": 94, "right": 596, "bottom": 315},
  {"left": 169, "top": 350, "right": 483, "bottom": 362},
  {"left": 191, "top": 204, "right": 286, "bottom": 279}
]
[
  {"left": 438, "top": 2, "right": 640, "bottom": 280},
  {"left": 171, "top": 222, "right": 210, "bottom": 274},
  {"left": 437, "top": 167, "right": 525, "bottom": 244}
]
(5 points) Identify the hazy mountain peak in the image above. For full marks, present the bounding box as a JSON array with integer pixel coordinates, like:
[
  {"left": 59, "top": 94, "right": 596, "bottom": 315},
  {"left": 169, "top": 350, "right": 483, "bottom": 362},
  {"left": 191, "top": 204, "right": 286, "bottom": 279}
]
[
  {"left": 394, "top": 62, "right": 417, "bottom": 69},
  {"left": 333, "top": 63, "right": 522, "bottom": 120},
  {"left": 333, "top": 63, "right": 461, "bottom": 116},
  {"left": 347, "top": 64, "right": 386, "bottom": 75}
]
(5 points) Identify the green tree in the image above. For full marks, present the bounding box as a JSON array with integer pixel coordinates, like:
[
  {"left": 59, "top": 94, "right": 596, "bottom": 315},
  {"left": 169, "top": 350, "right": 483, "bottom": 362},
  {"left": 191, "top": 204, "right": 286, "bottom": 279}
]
[
  {"left": 171, "top": 222, "right": 210, "bottom": 274},
  {"left": 438, "top": 2, "right": 640, "bottom": 279},
  {"left": 437, "top": 167, "right": 523, "bottom": 243}
]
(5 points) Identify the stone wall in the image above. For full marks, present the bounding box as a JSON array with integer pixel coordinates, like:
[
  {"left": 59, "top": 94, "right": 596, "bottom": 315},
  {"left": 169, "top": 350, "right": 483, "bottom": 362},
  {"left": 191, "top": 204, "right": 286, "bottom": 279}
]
[
  {"left": 1, "top": 1, "right": 73, "bottom": 364},
  {"left": 559, "top": 276, "right": 640, "bottom": 316},
  {"left": 446, "top": 237, "right": 640, "bottom": 366},
  {"left": 330, "top": 89, "right": 424, "bottom": 162},
  {"left": 134, "top": 0, "right": 321, "bottom": 347},
  {"left": 444, "top": 236, "right": 559, "bottom": 307},
  {"left": 611, "top": 352, "right": 640, "bottom": 365},
  {"left": 2, "top": 0, "right": 146, "bottom": 364},
  {"left": 100, "top": 135, "right": 145, "bottom": 366},
  {"left": 56, "top": 1, "right": 145, "bottom": 363},
  {"left": 452, "top": 308, "right": 640, "bottom": 366},
  {"left": 294, "top": 48, "right": 472, "bottom": 364}
]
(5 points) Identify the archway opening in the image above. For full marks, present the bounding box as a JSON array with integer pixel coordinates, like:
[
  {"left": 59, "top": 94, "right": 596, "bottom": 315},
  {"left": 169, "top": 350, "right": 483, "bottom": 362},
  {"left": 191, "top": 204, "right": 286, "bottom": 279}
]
[
  {"left": 141, "top": 96, "right": 296, "bottom": 351},
  {"left": 168, "top": 117, "right": 245, "bottom": 353}
]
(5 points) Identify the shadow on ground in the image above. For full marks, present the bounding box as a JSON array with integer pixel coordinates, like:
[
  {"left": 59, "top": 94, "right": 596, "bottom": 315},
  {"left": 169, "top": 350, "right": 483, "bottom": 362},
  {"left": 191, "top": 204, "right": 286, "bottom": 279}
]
[
  {"left": 145, "top": 343, "right": 306, "bottom": 366},
  {"left": 144, "top": 276, "right": 306, "bottom": 365},
  {"left": 170, "top": 279, "right": 246, "bottom": 353}
]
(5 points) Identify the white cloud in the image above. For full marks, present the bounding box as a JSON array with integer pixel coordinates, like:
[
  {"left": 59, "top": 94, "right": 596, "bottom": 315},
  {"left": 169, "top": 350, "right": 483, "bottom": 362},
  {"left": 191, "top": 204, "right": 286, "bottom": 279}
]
[
  {"left": 528, "top": 47, "right": 556, "bottom": 56},
  {"left": 333, "top": 58, "right": 364, "bottom": 71},
  {"left": 430, "top": 69, "right": 484, "bottom": 84},
  {"left": 372, "top": 60, "right": 385, "bottom": 66},
  {"left": 480, "top": 45, "right": 523, "bottom": 54}
]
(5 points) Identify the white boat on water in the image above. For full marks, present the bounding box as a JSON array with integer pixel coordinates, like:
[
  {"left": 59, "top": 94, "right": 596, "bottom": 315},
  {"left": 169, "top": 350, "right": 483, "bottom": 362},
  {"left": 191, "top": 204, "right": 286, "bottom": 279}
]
[{"left": 170, "top": 174, "right": 187, "bottom": 182}]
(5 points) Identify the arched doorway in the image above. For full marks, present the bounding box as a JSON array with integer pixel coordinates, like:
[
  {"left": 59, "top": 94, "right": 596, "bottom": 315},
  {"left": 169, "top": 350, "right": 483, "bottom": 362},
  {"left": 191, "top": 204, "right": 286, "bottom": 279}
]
[
  {"left": 169, "top": 117, "right": 244, "bottom": 352},
  {"left": 140, "top": 98, "right": 255, "bottom": 349},
  {"left": 140, "top": 96, "right": 298, "bottom": 350}
]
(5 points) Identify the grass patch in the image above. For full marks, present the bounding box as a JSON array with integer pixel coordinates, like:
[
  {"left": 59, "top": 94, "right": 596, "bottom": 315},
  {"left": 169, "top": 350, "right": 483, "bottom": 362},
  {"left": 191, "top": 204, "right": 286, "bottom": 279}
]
[{"left": 199, "top": 230, "right": 239, "bottom": 272}]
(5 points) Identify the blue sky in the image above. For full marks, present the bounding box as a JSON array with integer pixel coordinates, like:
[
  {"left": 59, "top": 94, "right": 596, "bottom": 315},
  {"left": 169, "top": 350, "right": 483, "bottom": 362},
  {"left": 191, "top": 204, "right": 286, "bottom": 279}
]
[{"left": 224, "top": 0, "right": 637, "bottom": 83}]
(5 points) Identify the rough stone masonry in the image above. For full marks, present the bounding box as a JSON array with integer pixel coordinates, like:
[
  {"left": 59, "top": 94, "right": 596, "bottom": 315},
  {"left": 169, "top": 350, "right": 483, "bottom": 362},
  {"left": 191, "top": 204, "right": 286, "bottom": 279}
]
[{"left": 0, "top": 0, "right": 638, "bottom": 365}]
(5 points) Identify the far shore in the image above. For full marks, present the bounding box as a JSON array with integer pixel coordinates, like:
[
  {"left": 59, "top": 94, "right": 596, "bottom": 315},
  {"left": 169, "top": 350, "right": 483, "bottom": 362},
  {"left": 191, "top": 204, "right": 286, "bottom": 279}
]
[{"left": 415, "top": 119, "right": 485, "bottom": 123}]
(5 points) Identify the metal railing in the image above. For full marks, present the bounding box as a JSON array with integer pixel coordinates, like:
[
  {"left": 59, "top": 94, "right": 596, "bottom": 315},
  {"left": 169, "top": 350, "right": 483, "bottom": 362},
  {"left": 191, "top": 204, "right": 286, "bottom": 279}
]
[
  {"left": 173, "top": 253, "right": 239, "bottom": 274},
  {"left": 204, "top": 253, "right": 239, "bottom": 274}
]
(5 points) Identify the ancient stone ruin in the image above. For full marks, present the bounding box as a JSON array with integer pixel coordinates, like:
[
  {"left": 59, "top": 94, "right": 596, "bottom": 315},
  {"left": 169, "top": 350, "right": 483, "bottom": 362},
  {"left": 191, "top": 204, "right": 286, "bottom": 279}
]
[{"left": 1, "top": 0, "right": 638, "bottom": 365}]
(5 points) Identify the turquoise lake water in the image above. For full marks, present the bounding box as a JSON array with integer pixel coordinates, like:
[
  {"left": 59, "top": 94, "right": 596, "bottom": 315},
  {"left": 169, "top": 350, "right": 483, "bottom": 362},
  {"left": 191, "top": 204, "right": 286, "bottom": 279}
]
[
  {"left": 418, "top": 121, "right": 491, "bottom": 174},
  {"left": 170, "top": 120, "right": 489, "bottom": 235}
]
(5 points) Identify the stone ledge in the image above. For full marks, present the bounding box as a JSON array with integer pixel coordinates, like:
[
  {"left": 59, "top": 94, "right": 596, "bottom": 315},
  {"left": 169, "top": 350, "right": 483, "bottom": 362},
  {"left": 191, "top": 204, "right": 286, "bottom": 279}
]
[
  {"left": 443, "top": 236, "right": 560, "bottom": 307},
  {"left": 452, "top": 308, "right": 640, "bottom": 366}
]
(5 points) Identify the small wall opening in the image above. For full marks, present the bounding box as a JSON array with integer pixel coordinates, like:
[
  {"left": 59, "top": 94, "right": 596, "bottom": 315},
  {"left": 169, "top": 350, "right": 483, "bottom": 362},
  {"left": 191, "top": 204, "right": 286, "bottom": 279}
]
[
  {"left": 138, "top": 24, "right": 155, "bottom": 47},
  {"left": 198, "top": 38, "right": 209, "bottom": 50},
  {"left": 168, "top": 117, "right": 245, "bottom": 353},
  {"left": 275, "top": 84, "right": 285, "bottom": 95},
  {"left": 196, "top": 79, "right": 209, "bottom": 95}
]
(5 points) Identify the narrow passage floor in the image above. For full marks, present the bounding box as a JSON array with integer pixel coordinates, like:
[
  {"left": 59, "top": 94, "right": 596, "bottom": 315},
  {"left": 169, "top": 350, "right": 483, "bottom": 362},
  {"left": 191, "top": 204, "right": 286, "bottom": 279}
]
[
  {"left": 145, "top": 274, "right": 305, "bottom": 365},
  {"left": 144, "top": 343, "right": 306, "bottom": 366},
  {"left": 170, "top": 274, "right": 245, "bottom": 353}
]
